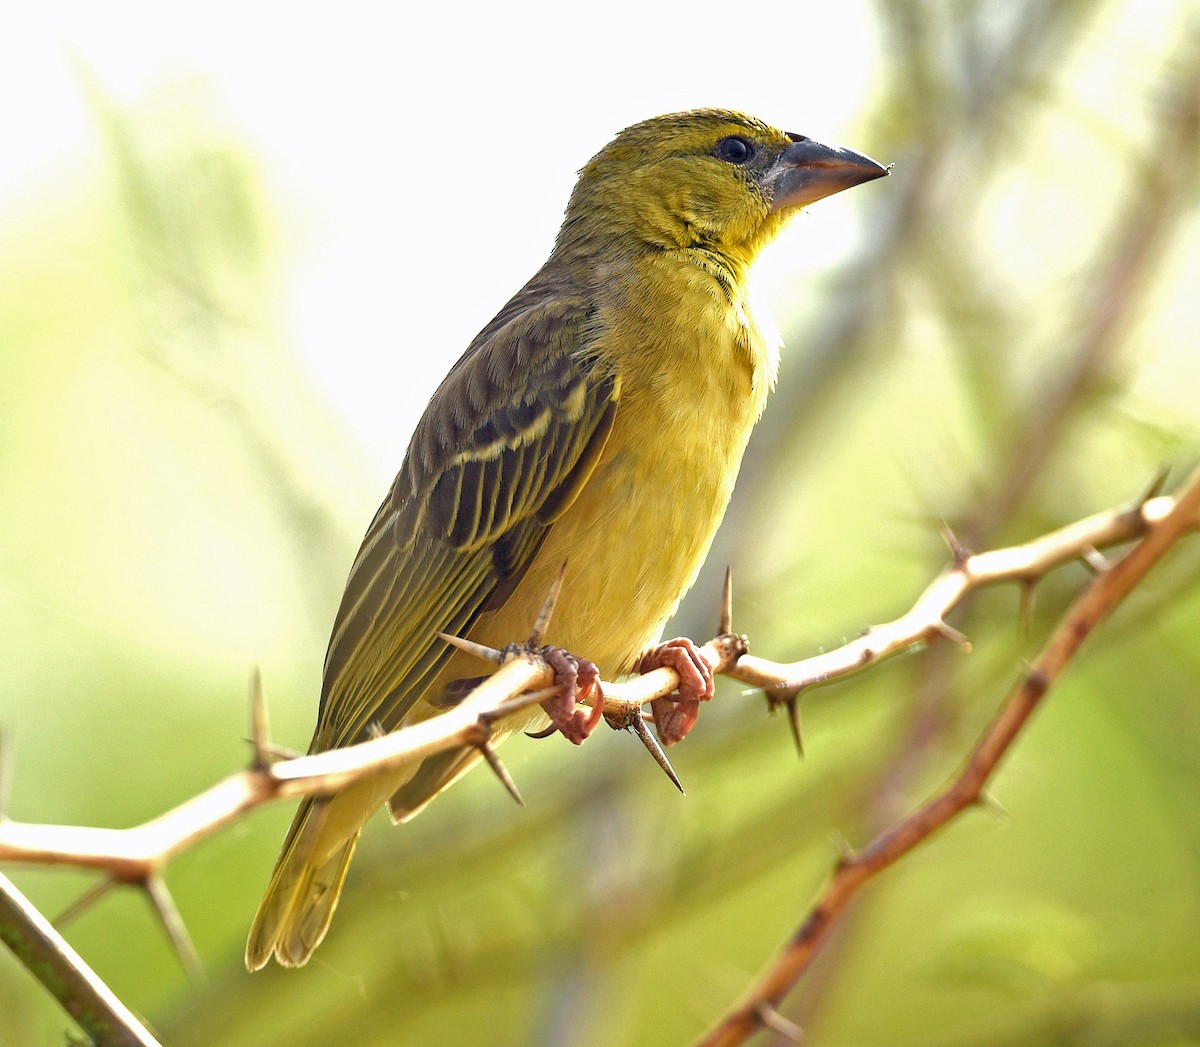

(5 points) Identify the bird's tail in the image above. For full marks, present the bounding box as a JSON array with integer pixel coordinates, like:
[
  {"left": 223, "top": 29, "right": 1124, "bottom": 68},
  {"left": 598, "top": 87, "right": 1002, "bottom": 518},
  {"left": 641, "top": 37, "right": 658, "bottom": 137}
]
[
  {"left": 246, "top": 719, "right": 531, "bottom": 968},
  {"left": 245, "top": 796, "right": 359, "bottom": 970}
]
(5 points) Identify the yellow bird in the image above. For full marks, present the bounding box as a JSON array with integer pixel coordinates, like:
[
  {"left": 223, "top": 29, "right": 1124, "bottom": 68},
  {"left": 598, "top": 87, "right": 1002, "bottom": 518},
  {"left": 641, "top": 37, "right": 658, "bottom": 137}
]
[{"left": 246, "top": 109, "right": 886, "bottom": 970}]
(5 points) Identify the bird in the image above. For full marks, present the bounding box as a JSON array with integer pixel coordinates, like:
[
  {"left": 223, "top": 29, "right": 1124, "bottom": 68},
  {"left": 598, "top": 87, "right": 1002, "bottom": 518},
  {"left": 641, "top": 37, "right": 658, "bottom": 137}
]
[{"left": 246, "top": 108, "right": 887, "bottom": 970}]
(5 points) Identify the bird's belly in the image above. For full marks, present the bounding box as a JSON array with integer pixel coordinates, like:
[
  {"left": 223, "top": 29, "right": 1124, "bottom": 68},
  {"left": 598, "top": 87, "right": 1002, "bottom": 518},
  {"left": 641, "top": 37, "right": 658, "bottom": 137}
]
[{"left": 468, "top": 414, "right": 747, "bottom": 677}]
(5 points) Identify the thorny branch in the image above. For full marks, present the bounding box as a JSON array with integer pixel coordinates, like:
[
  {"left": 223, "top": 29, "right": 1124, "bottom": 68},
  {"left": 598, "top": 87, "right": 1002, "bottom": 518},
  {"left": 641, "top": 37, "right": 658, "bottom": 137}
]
[{"left": 1, "top": 473, "right": 1197, "bottom": 1047}]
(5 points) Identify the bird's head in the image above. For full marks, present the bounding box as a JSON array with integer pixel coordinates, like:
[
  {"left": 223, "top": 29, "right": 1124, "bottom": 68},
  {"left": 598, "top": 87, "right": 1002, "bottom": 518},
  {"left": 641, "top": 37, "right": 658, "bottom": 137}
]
[{"left": 555, "top": 109, "right": 887, "bottom": 269}]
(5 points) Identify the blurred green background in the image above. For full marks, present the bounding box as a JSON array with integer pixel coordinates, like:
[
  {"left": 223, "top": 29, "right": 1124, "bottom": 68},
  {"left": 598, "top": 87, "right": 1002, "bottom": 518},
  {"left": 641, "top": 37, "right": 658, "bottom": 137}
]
[{"left": 3, "top": 2, "right": 1200, "bottom": 1045}]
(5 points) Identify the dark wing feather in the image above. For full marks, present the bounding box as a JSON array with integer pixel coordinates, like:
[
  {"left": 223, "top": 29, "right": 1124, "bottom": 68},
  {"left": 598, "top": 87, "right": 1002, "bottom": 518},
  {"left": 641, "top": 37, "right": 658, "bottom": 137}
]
[{"left": 313, "top": 291, "right": 618, "bottom": 751}]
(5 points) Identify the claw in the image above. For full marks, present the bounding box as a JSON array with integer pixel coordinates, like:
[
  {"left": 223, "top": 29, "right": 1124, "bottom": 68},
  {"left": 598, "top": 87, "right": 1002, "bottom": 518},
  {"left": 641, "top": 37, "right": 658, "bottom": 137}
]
[
  {"left": 650, "top": 696, "right": 700, "bottom": 746},
  {"left": 638, "top": 637, "right": 714, "bottom": 745},
  {"left": 478, "top": 740, "right": 525, "bottom": 806},
  {"left": 529, "top": 562, "right": 568, "bottom": 646},
  {"left": 538, "top": 647, "right": 603, "bottom": 745}
]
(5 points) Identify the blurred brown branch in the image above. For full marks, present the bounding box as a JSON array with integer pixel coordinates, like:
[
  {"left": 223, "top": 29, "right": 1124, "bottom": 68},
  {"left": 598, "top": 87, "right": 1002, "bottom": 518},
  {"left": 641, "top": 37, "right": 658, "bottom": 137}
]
[{"left": 696, "top": 462, "right": 1200, "bottom": 1047}]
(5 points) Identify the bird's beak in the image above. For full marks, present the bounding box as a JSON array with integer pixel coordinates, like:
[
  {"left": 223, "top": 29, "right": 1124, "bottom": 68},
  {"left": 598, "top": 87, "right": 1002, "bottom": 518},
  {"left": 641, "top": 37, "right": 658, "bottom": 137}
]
[{"left": 764, "top": 137, "right": 889, "bottom": 213}]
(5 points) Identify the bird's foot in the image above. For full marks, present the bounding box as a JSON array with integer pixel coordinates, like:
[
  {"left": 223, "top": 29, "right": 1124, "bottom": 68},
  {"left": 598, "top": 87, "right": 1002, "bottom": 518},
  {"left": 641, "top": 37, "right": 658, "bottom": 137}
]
[
  {"left": 537, "top": 646, "right": 604, "bottom": 745},
  {"left": 639, "top": 637, "right": 714, "bottom": 746}
]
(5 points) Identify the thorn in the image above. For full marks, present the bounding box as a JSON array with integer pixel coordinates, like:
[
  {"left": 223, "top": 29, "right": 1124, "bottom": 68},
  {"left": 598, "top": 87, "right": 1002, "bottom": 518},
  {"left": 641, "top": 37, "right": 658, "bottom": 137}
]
[
  {"left": 477, "top": 741, "right": 525, "bottom": 807},
  {"left": 437, "top": 631, "right": 503, "bottom": 664},
  {"left": 248, "top": 666, "right": 270, "bottom": 770},
  {"left": 56, "top": 877, "right": 119, "bottom": 927},
  {"left": 786, "top": 698, "right": 805, "bottom": 758},
  {"left": 529, "top": 561, "right": 568, "bottom": 646},
  {"left": 260, "top": 742, "right": 305, "bottom": 761},
  {"left": 938, "top": 519, "right": 971, "bottom": 565},
  {"left": 934, "top": 620, "right": 972, "bottom": 651},
  {"left": 975, "top": 791, "right": 1009, "bottom": 819},
  {"left": 1018, "top": 579, "right": 1036, "bottom": 635},
  {"left": 719, "top": 565, "right": 734, "bottom": 634},
  {"left": 831, "top": 831, "right": 856, "bottom": 869},
  {"left": 0, "top": 728, "right": 12, "bottom": 822},
  {"left": 1081, "top": 545, "right": 1111, "bottom": 573},
  {"left": 631, "top": 716, "right": 685, "bottom": 794},
  {"left": 487, "top": 685, "right": 561, "bottom": 724},
  {"left": 1138, "top": 465, "right": 1171, "bottom": 505},
  {"left": 144, "top": 874, "right": 204, "bottom": 985},
  {"left": 756, "top": 1003, "right": 805, "bottom": 1043},
  {"left": 583, "top": 680, "right": 605, "bottom": 735}
]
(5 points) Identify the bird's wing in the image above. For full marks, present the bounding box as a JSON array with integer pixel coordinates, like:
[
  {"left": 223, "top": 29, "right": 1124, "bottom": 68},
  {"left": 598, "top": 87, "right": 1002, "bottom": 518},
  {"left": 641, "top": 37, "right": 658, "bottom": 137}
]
[{"left": 314, "top": 292, "right": 619, "bottom": 750}]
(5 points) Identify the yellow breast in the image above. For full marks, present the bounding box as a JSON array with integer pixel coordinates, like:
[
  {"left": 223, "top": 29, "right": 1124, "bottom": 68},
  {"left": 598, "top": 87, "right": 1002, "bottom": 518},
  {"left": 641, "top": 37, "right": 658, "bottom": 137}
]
[{"left": 470, "top": 250, "right": 778, "bottom": 675}]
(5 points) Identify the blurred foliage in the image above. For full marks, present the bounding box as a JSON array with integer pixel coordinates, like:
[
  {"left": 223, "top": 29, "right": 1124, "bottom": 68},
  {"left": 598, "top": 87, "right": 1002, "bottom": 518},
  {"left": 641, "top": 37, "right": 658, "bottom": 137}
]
[{"left": 3, "top": 1, "right": 1200, "bottom": 1045}]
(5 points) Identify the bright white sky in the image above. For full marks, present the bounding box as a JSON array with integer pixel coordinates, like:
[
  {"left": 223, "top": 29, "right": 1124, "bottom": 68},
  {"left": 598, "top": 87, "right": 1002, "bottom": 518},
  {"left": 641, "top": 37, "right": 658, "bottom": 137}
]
[{"left": 1, "top": 1, "right": 879, "bottom": 473}]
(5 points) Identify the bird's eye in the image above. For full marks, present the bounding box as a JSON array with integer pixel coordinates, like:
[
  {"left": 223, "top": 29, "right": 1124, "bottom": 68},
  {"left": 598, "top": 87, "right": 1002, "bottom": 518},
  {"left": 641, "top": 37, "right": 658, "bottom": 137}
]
[{"left": 715, "top": 136, "right": 755, "bottom": 165}]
